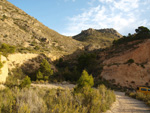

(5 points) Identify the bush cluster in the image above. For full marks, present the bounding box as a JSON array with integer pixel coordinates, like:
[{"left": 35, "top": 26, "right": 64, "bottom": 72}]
[
  {"left": 1, "top": 70, "right": 115, "bottom": 113},
  {"left": 0, "top": 43, "right": 16, "bottom": 56},
  {"left": 36, "top": 59, "right": 53, "bottom": 81},
  {"left": 127, "top": 92, "right": 150, "bottom": 106},
  {"left": 0, "top": 84, "right": 115, "bottom": 113},
  {"left": 113, "top": 26, "right": 150, "bottom": 45},
  {"left": 55, "top": 53, "right": 98, "bottom": 82},
  {"left": 5, "top": 68, "right": 26, "bottom": 87}
]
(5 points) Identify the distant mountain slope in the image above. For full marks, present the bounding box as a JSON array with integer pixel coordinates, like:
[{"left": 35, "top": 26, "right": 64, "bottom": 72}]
[
  {"left": 0, "top": 0, "right": 82, "bottom": 57},
  {"left": 73, "top": 28, "right": 122, "bottom": 50}
]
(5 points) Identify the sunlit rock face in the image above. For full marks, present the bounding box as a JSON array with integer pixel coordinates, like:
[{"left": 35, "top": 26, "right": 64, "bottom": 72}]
[
  {"left": 101, "top": 39, "right": 150, "bottom": 88},
  {"left": 0, "top": 55, "right": 8, "bottom": 84}
]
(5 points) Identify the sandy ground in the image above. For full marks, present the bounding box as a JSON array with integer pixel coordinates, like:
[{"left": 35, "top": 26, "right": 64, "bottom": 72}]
[
  {"left": 0, "top": 84, "right": 5, "bottom": 90},
  {"left": 106, "top": 92, "right": 150, "bottom": 113}
]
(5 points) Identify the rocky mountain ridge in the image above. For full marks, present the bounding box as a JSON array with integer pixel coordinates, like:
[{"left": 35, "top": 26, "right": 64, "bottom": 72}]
[
  {"left": 80, "top": 28, "right": 122, "bottom": 38},
  {"left": 73, "top": 28, "right": 122, "bottom": 51}
]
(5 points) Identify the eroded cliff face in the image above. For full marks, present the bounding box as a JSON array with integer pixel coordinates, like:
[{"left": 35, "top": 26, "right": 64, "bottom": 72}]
[
  {"left": 7, "top": 53, "right": 39, "bottom": 70},
  {"left": 0, "top": 53, "right": 57, "bottom": 83},
  {"left": 101, "top": 39, "right": 150, "bottom": 88},
  {"left": 0, "top": 55, "right": 8, "bottom": 84}
]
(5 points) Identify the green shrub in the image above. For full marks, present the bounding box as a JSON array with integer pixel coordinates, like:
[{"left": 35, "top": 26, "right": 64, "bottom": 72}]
[
  {"left": 36, "top": 59, "right": 53, "bottom": 81},
  {"left": 126, "top": 59, "right": 134, "bottom": 64},
  {"left": 128, "top": 92, "right": 150, "bottom": 107},
  {"left": 5, "top": 68, "right": 26, "bottom": 88},
  {"left": 77, "top": 53, "right": 96, "bottom": 72},
  {"left": 20, "top": 76, "right": 31, "bottom": 88},
  {"left": 129, "top": 92, "right": 136, "bottom": 98},
  {"left": 98, "top": 85, "right": 116, "bottom": 111},
  {"left": 18, "top": 103, "right": 30, "bottom": 113},
  {"left": 113, "top": 26, "right": 150, "bottom": 46},
  {"left": 0, "top": 55, "right": 3, "bottom": 74},
  {"left": 136, "top": 92, "right": 147, "bottom": 101},
  {"left": 74, "top": 70, "right": 94, "bottom": 92},
  {"left": 36, "top": 71, "right": 43, "bottom": 80},
  {"left": 1, "top": 15, "right": 7, "bottom": 21},
  {"left": 0, "top": 43, "right": 16, "bottom": 56}
]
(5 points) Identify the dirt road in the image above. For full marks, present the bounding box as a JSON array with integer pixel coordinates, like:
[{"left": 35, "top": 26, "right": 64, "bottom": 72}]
[
  {"left": 31, "top": 83, "right": 75, "bottom": 89},
  {"left": 106, "top": 92, "right": 150, "bottom": 113}
]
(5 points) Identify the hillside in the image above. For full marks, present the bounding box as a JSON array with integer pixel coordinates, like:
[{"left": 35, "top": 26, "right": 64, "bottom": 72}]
[
  {"left": 98, "top": 34, "right": 150, "bottom": 89},
  {"left": 0, "top": 0, "right": 83, "bottom": 57},
  {"left": 1, "top": 0, "right": 150, "bottom": 90},
  {"left": 73, "top": 28, "right": 122, "bottom": 51}
]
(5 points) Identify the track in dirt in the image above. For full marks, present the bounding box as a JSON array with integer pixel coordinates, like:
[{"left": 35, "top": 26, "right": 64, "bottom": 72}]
[{"left": 106, "top": 92, "right": 150, "bottom": 113}]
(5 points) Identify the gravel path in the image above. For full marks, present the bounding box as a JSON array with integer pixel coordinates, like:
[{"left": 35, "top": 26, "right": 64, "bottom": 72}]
[{"left": 106, "top": 92, "right": 150, "bottom": 113}]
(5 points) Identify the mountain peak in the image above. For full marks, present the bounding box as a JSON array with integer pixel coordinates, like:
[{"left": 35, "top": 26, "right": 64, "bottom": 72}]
[
  {"left": 80, "top": 28, "right": 122, "bottom": 38},
  {"left": 73, "top": 28, "right": 122, "bottom": 50},
  {"left": 99, "top": 28, "right": 122, "bottom": 37},
  {"left": 81, "top": 28, "right": 96, "bottom": 35}
]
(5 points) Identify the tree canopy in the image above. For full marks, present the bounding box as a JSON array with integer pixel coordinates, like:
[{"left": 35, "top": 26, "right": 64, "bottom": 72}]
[
  {"left": 75, "top": 70, "right": 94, "bottom": 92},
  {"left": 36, "top": 59, "right": 53, "bottom": 81}
]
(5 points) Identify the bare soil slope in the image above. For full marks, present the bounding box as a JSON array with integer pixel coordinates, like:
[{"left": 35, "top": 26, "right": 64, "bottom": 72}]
[{"left": 100, "top": 39, "right": 150, "bottom": 88}]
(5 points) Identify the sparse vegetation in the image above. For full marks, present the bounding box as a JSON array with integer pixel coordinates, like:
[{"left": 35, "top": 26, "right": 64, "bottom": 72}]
[
  {"left": 113, "top": 26, "right": 150, "bottom": 46},
  {"left": 1, "top": 15, "right": 7, "bottom": 21},
  {"left": 5, "top": 68, "right": 26, "bottom": 87},
  {"left": 0, "top": 55, "right": 3, "bottom": 74},
  {"left": 73, "top": 28, "right": 121, "bottom": 49},
  {"left": 0, "top": 43, "right": 15, "bottom": 57}
]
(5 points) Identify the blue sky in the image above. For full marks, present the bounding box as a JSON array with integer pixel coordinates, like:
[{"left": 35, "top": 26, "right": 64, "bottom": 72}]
[{"left": 8, "top": 0, "right": 150, "bottom": 36}]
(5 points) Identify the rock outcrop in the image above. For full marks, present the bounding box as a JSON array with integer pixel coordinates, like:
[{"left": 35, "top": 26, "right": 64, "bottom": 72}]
[
  {"left": 7, "top": 53, "right": 39, "bottom": 70},
  {"left": 73, "top": 28, "right": 122, "bottom": 51}
]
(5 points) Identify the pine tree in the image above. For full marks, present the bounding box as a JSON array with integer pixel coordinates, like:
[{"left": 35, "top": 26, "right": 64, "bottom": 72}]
[
  {"left": 20, "top": 76, "right": 31, "bottom": 88},
  {"left": 36, "top": 71, "right": 43, "bottom": 80},
  {"left": 75, "top": 70, "right": 94, "bottom": 92},
  {"left": 36, "top": 59, "right": 53, "bottom": 81}
]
